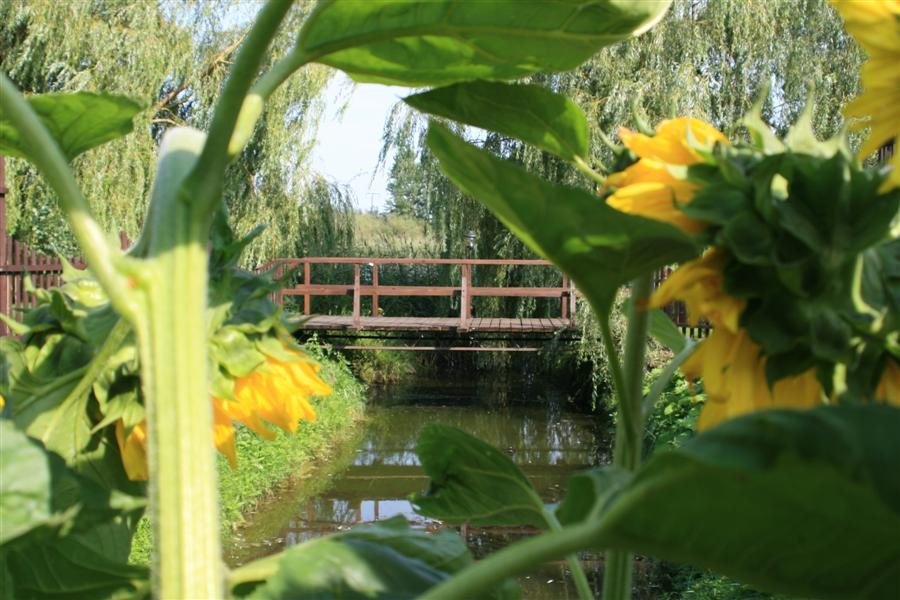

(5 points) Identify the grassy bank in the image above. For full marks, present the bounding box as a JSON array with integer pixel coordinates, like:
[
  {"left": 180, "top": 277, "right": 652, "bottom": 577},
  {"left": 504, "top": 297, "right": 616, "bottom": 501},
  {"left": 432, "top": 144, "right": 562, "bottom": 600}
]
[{"left": 129, "top": 343, "right": 367, "bottom": 565}]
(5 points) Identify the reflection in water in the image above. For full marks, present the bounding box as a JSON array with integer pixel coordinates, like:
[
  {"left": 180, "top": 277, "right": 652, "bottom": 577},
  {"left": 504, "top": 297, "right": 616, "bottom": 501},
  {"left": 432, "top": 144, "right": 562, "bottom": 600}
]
[{"left": 229, "top": 378, "right": 612, "bottom": 598}]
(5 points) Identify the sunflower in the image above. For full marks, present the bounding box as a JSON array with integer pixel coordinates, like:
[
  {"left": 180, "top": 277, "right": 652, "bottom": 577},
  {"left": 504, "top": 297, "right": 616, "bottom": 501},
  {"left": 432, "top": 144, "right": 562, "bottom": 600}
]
[
  {"left": 115, "top": 344, "right": 332, "bottom": 480},
  {"left": 213, "top": 351, "right": 332, "bottom": 467},
  {"left": 606, "top": 117, "right": 729, "bottom": 233},
  {"left": 679, "top": 328, "right": 824, "bottom": 430},
  {"left": 649, "top": 250, "right": 824, "bottom": 429},
  {"left": 831, "top": 0, "right": 900, "bottom": 191}
]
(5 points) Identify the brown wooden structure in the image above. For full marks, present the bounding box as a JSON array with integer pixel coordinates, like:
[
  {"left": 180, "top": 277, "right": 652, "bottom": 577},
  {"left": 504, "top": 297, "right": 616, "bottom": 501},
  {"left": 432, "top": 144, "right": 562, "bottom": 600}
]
[
  {"left": 267, "top": 257, "right": 576, "bottom": 336},
  {"left": 1, "top": 156, "right": 702, "bottom": 343}
]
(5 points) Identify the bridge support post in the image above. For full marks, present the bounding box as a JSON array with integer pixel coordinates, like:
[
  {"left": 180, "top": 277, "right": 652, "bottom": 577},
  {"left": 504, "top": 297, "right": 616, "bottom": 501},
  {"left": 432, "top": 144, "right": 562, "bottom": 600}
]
[
  {"left": 460, "top": 262, "right": 471, "bottom": 331},
  {"left": 353, "top": 263, "right": 361, "bottom": 327},
  {"left": 303, "top": 260, "right": 311, "bottom": 315},
  {"left": 371, "top": 263, "right": 379, "bottom": 316}
]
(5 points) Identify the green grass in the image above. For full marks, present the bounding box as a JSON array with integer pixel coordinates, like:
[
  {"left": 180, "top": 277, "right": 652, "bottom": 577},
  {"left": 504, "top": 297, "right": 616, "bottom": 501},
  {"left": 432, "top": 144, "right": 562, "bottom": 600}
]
[
  {"left": 128, "top": 342, "right": 366, "bottom": 565},
  {"left": 352, "top": 212, "right": 439, "bottom": 257}
]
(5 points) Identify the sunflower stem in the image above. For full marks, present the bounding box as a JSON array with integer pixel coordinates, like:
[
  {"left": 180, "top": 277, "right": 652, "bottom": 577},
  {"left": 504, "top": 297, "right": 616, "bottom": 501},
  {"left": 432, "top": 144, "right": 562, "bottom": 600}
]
[
  {"left": 130, "top": 128, "right": 223, "bottom": 598},
  {"left": 603, "top": 274, "right": 652, "bottom": 599}
]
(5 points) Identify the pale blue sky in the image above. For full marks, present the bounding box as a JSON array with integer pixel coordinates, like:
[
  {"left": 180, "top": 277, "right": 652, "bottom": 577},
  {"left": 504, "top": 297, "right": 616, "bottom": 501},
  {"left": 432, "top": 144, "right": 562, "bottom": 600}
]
[{"left": 310, "top": 73, "right": 407, "bottom": 213}]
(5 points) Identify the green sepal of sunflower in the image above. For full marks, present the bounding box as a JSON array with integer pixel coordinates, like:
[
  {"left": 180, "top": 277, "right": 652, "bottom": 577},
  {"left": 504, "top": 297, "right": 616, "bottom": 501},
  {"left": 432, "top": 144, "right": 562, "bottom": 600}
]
[{"left": 740, "top": 89, "right": 850, "bottom": 159}]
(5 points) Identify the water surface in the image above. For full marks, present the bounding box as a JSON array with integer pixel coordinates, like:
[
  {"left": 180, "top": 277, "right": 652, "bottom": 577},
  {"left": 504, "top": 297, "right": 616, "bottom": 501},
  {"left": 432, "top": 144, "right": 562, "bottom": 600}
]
[{"left": 229, "top": 377, "right": 612, "bottom": 597}]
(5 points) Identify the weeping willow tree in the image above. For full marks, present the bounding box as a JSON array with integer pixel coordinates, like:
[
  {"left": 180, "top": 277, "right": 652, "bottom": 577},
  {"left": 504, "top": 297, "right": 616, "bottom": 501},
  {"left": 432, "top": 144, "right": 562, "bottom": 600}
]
[
  {"left": 381, "top": 0, "right": 863, "bottom": 260},
  {"left": 1, "top": 0, "right": 353, "bottom": 264}
]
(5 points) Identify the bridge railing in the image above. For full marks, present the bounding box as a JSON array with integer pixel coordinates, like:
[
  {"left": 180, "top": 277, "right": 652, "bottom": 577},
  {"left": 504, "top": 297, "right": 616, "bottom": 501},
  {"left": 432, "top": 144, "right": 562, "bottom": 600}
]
[{"left": 266, "top": 257, "right": 577, "bottom": 330}]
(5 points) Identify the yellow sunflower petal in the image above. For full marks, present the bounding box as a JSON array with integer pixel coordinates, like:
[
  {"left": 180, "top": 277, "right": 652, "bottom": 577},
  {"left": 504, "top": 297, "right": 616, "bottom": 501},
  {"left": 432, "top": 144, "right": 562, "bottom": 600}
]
[
  {"left": 607, "top": 181, "right": 704, "bottom": 233},
  {"left": 212, "top": 399, "right": 238, "bottom": 468},
  {"left": 115, "top": 420, "right": 149, "bottom": 481},
  {"left": 687, "top": 328, "right": 825, "bottom": 431}
]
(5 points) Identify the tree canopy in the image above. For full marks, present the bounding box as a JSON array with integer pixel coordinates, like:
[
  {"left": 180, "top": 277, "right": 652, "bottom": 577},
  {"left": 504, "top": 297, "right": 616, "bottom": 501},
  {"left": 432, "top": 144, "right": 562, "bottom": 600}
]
[{"left": 1, "top": 0, "right": 353, "bottom": 264}]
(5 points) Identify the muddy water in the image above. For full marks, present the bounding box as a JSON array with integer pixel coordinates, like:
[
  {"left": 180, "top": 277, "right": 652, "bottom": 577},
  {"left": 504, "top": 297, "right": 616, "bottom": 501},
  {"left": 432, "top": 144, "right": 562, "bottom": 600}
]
[{"left": 228, "top": 377, "right": 612, "bottom": 598}]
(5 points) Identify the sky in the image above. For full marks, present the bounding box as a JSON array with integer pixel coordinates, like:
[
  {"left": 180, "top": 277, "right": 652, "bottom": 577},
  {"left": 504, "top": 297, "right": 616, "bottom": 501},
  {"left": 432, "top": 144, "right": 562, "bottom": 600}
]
[{"left": 310, "top": 73, "right": 410, "bottom": 213}]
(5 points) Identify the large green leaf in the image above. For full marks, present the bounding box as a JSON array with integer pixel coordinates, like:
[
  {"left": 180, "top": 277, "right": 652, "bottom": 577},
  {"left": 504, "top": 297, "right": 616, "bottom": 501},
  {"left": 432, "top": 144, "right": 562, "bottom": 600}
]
[
  {"left": 0, "top": 420, "right": 52, "bottom": 545},
  {"left": 411, "top": 425, "right": 549, "bottom": 527},
  {"left": 405, "top": 81, "right": 589, "bottom": 161},
  {"left": 298, "top": 0, "right": 671, "bottom": 86},
  {"left": 231, "top": 516, "right": 518, "bottom": 599},
  {"left": 426, "top": 123, "right": 699, "bottom": 314},
  {"left": 0, "top": 92, "right": 142, "bottom": 161},
  {"left": 3, "top": 536, "right": 149, "bottom": 599},
  {"left": 595, "top": 405, "right": 900, "bottom": 599},
  {"left": 0, "top": 420, "right": 146, "bottom": 598}
]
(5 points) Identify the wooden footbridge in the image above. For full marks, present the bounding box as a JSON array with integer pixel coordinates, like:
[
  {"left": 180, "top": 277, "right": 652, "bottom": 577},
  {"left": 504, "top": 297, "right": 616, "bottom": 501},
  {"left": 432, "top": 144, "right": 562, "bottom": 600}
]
[
  {"left": 1, "top": 157, "right": 705, "bottom": 345},
  {"left": 267, "top": 257, "right": 579, "bottom": 351}
]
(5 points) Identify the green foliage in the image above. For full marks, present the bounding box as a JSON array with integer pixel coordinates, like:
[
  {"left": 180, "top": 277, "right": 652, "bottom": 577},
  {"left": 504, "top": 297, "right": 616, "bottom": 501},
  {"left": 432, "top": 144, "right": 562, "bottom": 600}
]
[
  {"left": 643, "top": 371, "right": 702, "bottom": 455},
  {"left": 343, "top": 339, "right": 416, "bottom": 386},
  {"left": 574, "top": 405, "right": 900, "bottom": 599},
  {"left": 352, "top": 212, "right": 440, "bottom": 257},
  {"left": 129, "top": 340, "right": 367, "bottom": 565},
  {"left": 0, "top": 420, "right": 148, "bottom": 599},
  {"left": 4, "top": 0, "right": 897, "bottom": 598},
  {"left": 299, "top": 0, "right": 670, "bottom": 86},
  {"left": 0, "top": 92, "right": 142, "bottom": 162},
  {"left": 0, "top": 0, "right": 347, "bottom": 263},
  {"left": 229, "top": 516, "right": 517, "bottom": 600},
  {"left": 683, "top": 126, "right": 900, "bottom": 397},
  {"left": 412, "top": 424, "right": 550, "bottom": 528},
  {"left": 406, "top": 82, "right": 590, "bottom": 163}
]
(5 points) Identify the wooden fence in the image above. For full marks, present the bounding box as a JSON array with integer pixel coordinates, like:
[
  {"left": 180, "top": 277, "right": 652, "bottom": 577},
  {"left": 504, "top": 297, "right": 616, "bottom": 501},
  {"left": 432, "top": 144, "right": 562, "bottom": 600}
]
[{"left": 0, "top": 157, "right": 131, "bottom": 336}]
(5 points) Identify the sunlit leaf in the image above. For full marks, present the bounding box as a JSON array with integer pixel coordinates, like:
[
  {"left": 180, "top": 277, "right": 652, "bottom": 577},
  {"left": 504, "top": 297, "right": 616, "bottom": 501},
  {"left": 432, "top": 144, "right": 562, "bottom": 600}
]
[
  {"left": 230, "top": 516, "right": 518, "bottom": 599},
  {"left": 0, "top": 92, "right": 142, "bottom": 161},
  {"left": 405, "top": 81, "right": 589, "bottom": 161},
  {"left": 597, "top": 405, "right": 900, "bottom": 599},
  {"left": 426, "top": 123, "right": 699, "bottom": 314},
  {"left": 298, "top": 0, "right": 671, "bottom": 86},
  {"left": 412, "top": 424, "right": 549, "bottom": 528}
]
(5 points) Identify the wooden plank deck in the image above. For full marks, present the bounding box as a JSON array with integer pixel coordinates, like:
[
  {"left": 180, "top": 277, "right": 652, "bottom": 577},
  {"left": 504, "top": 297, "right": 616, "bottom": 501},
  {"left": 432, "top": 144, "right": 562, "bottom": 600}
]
[{"left": 294, "top": 314, "right": 575, "bottom": 333}]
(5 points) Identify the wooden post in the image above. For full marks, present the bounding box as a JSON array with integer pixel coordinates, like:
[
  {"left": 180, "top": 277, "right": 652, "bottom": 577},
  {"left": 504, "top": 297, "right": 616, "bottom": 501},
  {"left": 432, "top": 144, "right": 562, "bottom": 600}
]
[
  {"left": 460, "top": 262, "right": 471, "bottom": 331},
  {"left": 1, "top": 156, "right": 9, "bottom": 337},
  {"left": 561, "top": 274, "right": 569, "bottom": 320},
  {"left": 303, "top": 260, "right": 311, "bottom": 315},
  {"left": 371, "top": 263, "right": 380, "bottom": 316},
  {"left": 569, "top": 281, "right": 577, "bottom": 326},
  {"left": 353, "top": 263, "right": 361, "bottom": 327}
]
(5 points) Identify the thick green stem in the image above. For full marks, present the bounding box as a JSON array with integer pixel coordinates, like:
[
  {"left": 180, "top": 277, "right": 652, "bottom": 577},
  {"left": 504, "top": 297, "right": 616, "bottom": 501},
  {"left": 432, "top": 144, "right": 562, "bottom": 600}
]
[
  {"left": 137, "top": 214, "right": 221, "bottom": 599},
  {"left": 130, "top": 128, "right": 222, "bottom": 598},
  {"left": 141, "top": 247, "right": 220, "bottom": 598},
  {"left": 618, "top": 274, "right": 653, "bottom": 468},
  {"left": 602, "top": 274, "right": 653, "bottom": 600}
]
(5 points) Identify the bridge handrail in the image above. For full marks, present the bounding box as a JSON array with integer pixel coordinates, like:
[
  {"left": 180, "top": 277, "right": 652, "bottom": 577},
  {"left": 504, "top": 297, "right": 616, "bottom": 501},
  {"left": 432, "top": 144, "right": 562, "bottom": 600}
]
[{"left": 265, "top": 257, "right": 576, "bottom": 329}]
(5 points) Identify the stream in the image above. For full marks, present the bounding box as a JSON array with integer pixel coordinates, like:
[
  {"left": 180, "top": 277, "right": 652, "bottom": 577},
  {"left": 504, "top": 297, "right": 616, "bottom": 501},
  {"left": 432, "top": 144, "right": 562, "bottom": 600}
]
[{"left": 228, "top": 376, "right": 613, "bottom": 598}]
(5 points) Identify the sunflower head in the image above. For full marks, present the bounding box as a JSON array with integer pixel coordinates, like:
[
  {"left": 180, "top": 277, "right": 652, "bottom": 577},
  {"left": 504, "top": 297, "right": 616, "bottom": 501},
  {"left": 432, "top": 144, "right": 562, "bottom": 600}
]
[{"left": 605, "top": 117, "right": 728, "bottom": 233}]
